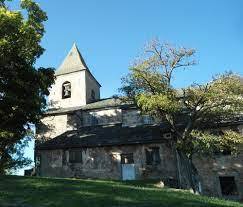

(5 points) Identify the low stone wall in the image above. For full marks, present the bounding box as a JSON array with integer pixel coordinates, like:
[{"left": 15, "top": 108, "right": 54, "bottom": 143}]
[
  {"left": 192, "top": 124, "right": 243, "bottom": 201},
  {"left": 193, "top": 151, "right": 243, "bottom": 201},
  {"left": 37, "top": 143, "right": 178, "bottom": 182}
]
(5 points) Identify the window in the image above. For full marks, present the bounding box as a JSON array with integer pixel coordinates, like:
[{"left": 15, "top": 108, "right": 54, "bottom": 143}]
[
  {"left": 62, "top": 81, "right": 71, "bottom": 99},
  {"left": 91, "top": 90, "right": 96, "bottom": 101},
  {"left": 69, "top": 150, "right": 82, "bottom": 163},
  {"left": 163, "top": 133, "right": 172, "bottom": 139},
  {"left": 219, "top": 176, "right": 238, "bottom": 196},
  {"left": 221, "top": 149, "right": 232, "bottom": 156},
  {"left": 142, "top": 115, "right": 154, "bottom": 125},
  {"left": 91, "top": 114, "right": 98, "bottom": 125},
  {"left": 121, "top": 153, "right": 134, "bottom": 164},
  {"left": 145, "top": 147, "right": 161, "bottom": 165},
  {"left": 36, "top": 155, "right": 41, "bottom": 167}
]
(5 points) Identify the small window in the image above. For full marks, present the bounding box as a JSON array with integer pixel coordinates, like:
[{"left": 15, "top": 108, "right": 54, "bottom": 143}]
[
  {"left": 121, "top": 153, "right": 134, "bottom": 164},
  {"left": 91, "top": 114, "right": 98, "bottom": 126},
  {"left": 219, "top": 176, "right": 238, "bottom": 196},
  {"left": 222, "top": 149, "right": 232, "bottom": 156},
  {"left": 145, "top": 147, "right": 161, "bottom": 165},
  {"left": 91, "top": 90, "right": 96, "bottom": 101},
  {"left": 163, "top": 133, "right": 172, "bottom": 139},
  {"left": 142, "top": 115, "right": 154, "bottom": 125},
  {"left": 36, "top": 155, "right": 41, "bottom": 167},
  {"left": 69, "top": 150, "right": 82, "bottom": 163},
  {"left": 62, "top": 81, "right": 71, "bottom": 99}
]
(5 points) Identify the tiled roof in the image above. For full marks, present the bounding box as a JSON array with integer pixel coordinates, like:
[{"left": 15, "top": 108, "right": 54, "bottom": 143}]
[{"left": 36, "top": 124, "right": 171, "bottom": 150}]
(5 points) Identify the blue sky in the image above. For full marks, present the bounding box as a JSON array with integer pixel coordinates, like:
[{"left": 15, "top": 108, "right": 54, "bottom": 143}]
[{"left": 11, "top": 0, "right": 243, "bottom": 175}]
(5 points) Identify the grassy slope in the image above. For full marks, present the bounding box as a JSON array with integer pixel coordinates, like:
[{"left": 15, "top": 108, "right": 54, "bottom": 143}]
[{"left": 0, "top": 176, "right": 242, "bottom": 207}]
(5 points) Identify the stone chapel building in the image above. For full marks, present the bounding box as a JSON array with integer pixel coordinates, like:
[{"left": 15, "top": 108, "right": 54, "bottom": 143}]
[{"left": 35, "top": 44, "right": 243, "bottom": 201}]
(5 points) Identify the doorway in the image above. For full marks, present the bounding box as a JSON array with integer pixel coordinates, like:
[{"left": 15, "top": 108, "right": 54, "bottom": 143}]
[{"left": 121, "top": 153, "right": 135, "bottom": 180}]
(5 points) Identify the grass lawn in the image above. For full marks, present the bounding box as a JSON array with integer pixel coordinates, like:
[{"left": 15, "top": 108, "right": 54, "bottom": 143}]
[{"left": 0, "top": 175, "right": 242, "bottom": 207}]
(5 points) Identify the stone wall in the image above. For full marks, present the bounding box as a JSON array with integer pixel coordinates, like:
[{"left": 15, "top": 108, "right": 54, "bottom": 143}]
[
  {"left": 122, "top": 109, "right": 142, "bottom": 127},
  {"left": 36, "top": 107, "right": 155, "bottom": 144},
  {"left": 48, "top": 70, "right": 87, "bottom": 108},
  {"left": 193, "top": 151, "right": 243, "bottom": 200},
  {"left": 36, "top": 104, "right": 243, "bottom": 201},
  {"left": 85, "top": 71, "right": 100, "bottom": 103},
  {"left": 192, "top": 124, "right": 243, "bottom": 201},
  {"left": 48, "top": 69, "right": 101, "bottom": 109},
  {"left": 82, "top": 108, "right": 122, "bottom": 126},
  {"left": 37, "top": 143, "right": 178, "bottom": 182},
  {"left": 36, "top": 114, "right": 67, "bottom": 142},
  {"left": 122, "top": 108, "right": 158, "bottom": 127},
  {"left": 65, "top": 108, "right": 122, "bottom": 129},
  {"left": 37, "top": 108, "right": 122, "bottom": 144}
]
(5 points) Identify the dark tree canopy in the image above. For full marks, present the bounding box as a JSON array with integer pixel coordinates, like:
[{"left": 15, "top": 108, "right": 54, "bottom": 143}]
[{"left": 0, "top": 0, "right": 55, "bottom": 174}]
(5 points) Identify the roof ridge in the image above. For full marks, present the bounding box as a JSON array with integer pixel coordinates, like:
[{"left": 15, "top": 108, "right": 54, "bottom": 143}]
[
  {"left": 45, "top": 97, "right": 126, "bottom": 115},
  {"left": 72, "top": 43, "right": 89, "bottom": 70}
]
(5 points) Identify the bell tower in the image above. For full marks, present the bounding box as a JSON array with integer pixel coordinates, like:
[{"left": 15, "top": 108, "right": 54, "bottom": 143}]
[{"left": 48, "top": 43, "right": 101, "bottom": 109}]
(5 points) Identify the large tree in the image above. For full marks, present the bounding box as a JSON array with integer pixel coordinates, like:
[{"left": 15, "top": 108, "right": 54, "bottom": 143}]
[
  {"left": 120, "top": 39, "right": 243, "bottom": 192},
  {"left": 0, "top": 0, "right": 55, "bottom": 174}
]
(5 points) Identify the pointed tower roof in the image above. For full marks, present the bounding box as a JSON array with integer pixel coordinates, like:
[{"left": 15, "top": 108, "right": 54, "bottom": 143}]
[{"left": 55, "top": 43, "right": 89, "bottom": 76}]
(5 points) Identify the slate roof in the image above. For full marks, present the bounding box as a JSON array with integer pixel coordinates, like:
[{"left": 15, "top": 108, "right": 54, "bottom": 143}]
[
  {"left": 55, "top": 43, "right": 101, "bottom": 86},
  {"left": 55, "top": 43, "right": 88, "bottom": 76},
  {"left": 36, "top": 124, "right": 171, "bottom": 150},
  {"left": 36, "top": 118, "right": 243, "bottom": 151},
  {"left": 45, "top": 98, "right": 131, "bottom": 115}
]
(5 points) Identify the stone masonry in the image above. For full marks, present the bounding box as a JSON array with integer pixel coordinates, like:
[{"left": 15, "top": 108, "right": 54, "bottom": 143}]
[{"left": 35, "top": 44, "right": 243, "bottom": 201}]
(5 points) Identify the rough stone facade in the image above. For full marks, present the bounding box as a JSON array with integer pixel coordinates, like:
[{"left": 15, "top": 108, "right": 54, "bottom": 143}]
[
  {"left": 82, "top": 108, "right": 122, "bottom": 127},
  {"left": 36, "top": 143, "right": 178, "bottom": 182},
  {"left": 193, "top": 125, "right": 243, "bottom": 200},
  {"left": 37, "top": 107, "right": 141, "bottom": 141},
  {"left": 194, "top": 151, "right": 243, "bottom": 200},
  {"left": 35, "top": 44, "right": 243, "bottom": 201},
  {"left": 122, "top": 108, "right": 143, "bottom": 127}
]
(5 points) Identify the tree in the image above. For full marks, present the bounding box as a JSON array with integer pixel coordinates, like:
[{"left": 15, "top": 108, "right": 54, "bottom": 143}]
[
  {"left": 120, "top": 39, "right": 243, "bottom": 192},
  {"left": 0, "top": 0, "right": 55, "bottom": 174}
]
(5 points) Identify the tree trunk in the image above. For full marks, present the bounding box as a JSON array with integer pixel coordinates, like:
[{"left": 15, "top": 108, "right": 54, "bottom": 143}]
[{"left": 177, "top": 150, "right": 199, "bottom": 193}]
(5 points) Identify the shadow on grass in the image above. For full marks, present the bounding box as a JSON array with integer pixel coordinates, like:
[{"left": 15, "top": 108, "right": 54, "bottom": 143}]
[{"left": 0, "top": 176, "right": 241, "bottom": 207}]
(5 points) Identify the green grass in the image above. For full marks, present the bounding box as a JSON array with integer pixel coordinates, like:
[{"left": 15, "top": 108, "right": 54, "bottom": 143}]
[{"left": 0, "top": 176, "right": 242, "bottom": 207}]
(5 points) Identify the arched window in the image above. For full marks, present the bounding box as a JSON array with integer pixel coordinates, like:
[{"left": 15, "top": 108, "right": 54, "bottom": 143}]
[
  {"left": 62, "top": 81, "right": 71, "bottom": 99},
  {"left": 91, "top": 89, "right": 95, "bottom": 101}
]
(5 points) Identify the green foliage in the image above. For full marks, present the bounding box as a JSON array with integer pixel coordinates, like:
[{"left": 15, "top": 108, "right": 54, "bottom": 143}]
[
  {"left": 120, "top": 40, "right": 243, "bottom": 192},
  {"left": 120, "top": 39, "right": 243, "bottom": 158},
  {"left": 0, "top": 0, "right": 55, "bottom": 174},
  {"left": 0, "top": 176, "right": 242, "bottom": 207},
  {"left": 179, "top": 129, "right": 243, "bottom": 157}
]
